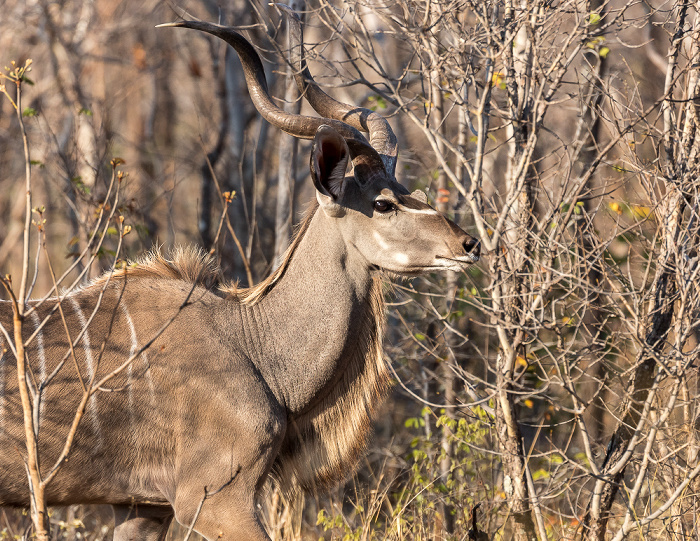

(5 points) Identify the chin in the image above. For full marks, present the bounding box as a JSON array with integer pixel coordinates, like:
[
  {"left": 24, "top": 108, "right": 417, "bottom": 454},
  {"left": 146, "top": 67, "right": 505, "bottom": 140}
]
[{"left": 377, "top": 264, "right": 470, "bottom": 279}]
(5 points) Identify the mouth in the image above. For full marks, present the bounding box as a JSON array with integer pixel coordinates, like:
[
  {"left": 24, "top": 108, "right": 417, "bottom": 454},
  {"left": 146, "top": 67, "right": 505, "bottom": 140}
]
[
  {"left": 377, "top": 255, "right": 479, "bottom": 277},
  {"left": 436, "top": 254, "right": 481, "bottom": 267}
]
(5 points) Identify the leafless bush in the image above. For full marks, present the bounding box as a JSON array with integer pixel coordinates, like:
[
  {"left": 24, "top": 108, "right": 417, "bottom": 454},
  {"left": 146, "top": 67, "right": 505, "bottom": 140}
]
[{"left": 2, "top": 0, "right": 699, "bottom": 540}]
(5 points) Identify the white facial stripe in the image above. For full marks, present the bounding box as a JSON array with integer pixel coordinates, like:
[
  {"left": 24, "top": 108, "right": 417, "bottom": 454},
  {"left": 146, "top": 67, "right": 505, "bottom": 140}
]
[
  {"left": 70, "top": 298, "right": 102, "bottom": 444},
  {"left": 373, "top": 231, "right": 390, "bottom": 250},
  {"left": 398, "top": 205, "right": 439, "bottom": 216}
]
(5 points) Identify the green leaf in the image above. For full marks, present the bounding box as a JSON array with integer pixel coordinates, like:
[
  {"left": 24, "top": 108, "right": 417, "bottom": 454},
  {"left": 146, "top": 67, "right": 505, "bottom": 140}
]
[
  {"left": 22, "top": 107, "right": 37, "bottom": 117},
  {"left": 585, "top": 36, "right": 605, "bottom": 49},
  {"left": 550, "top": 453, "right": 564, "bottom": 464},
  {"left": 79, "top": 107, "right": 93, "bottom": 116},
  {"left": 134, "top": 224, "right": 151, "bottom": 237},
  {"left": 71, "top": 176, "right": 91, "bottom": 195},
  {"left": 599, "top": 46, "right": 610, "bottom": 59},
  {"left": 587, "top": 12, "right": 601, "bottom": 25},
  {"left": 532, "top": 468, "right": 550, "bottom": 480},
  {"left": 611, "top": 164, "right": 629, "bottom": 173}
]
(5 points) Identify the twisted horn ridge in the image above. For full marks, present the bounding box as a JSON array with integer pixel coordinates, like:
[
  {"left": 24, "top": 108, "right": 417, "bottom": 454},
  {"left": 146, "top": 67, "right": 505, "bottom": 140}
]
[
  {"left": 276, "top": 4, "right": 399, "bottom": 176},
  {"left": 158, "top": 19, "right": 386, "bottom": 165}
]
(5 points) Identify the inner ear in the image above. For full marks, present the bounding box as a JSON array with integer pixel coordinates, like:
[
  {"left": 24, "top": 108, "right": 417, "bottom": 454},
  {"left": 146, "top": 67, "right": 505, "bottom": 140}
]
[{"left": 311, "top": 126, "right": 350, "bottom": 199}]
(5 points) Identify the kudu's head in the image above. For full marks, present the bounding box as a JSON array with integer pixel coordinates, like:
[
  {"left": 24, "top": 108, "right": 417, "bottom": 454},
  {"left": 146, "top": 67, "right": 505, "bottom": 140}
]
[
  {"left": 309, "top": 126, "right": 479, "bottom": 275},
  {"left": 159, "top": 8, "right": 480, "bottom": 276}
]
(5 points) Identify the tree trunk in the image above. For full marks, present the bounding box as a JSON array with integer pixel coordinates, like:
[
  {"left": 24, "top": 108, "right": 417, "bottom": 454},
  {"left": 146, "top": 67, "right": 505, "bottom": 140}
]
[
  {"left": 491, "top": 2, "right": 538, "bottom": 539},
  {"left": 583, "top": 3, "right": 693, "bottom": 536},
  {"left": 274, "top": 1, "right": 305, "bottom": 270}
]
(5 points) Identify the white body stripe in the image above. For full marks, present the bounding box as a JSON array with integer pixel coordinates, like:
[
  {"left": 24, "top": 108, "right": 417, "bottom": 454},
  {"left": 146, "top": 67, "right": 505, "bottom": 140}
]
[
  {"left": 0, "top": 339, "right": 4, "bottom": 428},
  {"left": 30, "top": 311, "right": 47, "bottom": 426},
  {"left": 69, "top": 297, "right": 102, "bottom": 444},
  {"left": 30, "top": 312, "right": 47, "bottom": 384},
  {"left": 121, "top": 303, "right": 156, "bottom": 409}
]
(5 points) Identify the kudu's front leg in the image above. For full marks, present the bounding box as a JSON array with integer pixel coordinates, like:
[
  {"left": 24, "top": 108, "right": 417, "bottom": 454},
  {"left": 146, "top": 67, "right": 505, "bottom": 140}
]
[
  {"left": 173, "top": 484, "right": 270, "bottom": 541},
  {"left": 113, "top": 504, "right": 173, "bottom": 541}
]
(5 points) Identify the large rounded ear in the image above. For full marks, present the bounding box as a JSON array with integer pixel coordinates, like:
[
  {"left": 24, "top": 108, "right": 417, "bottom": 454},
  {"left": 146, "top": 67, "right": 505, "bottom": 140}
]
[{"left": 310, "top": 125, "right": 350, "bottom": 203}]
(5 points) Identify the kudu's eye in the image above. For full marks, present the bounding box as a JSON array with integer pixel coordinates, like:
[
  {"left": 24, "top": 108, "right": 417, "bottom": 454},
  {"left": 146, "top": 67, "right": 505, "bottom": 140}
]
[{"left": 373, "top": 200, "right": 395, "bottom": 213}]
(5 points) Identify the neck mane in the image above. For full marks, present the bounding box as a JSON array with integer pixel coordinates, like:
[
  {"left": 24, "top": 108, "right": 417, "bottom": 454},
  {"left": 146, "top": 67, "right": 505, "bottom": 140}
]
[
  {"left": 221, "top": 200, "right": 320, "bottom": 304},
  {"left": 271, "top": 273, "right": 388, "bottom": 495}
]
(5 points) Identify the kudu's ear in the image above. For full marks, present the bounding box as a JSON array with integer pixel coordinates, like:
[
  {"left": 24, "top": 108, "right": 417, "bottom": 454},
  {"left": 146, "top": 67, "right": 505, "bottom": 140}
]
[
  {"left": 311, "top": 126, "right": 350, "bottom": 216},
  {"left": 411, "top": 189, "right": 428, "bottom": 204}
]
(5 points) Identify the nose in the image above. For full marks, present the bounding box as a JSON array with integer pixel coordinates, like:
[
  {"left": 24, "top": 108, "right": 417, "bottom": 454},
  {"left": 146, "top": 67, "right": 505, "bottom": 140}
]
[{"left": 463, "top": 236, "right": 480, "bottom": 259}]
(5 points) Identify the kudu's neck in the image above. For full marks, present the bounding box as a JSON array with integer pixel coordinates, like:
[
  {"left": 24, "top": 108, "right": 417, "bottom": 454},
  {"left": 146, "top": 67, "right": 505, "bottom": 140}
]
[{"left": 239, "top": 207, "right": 378, "bottom": 414}]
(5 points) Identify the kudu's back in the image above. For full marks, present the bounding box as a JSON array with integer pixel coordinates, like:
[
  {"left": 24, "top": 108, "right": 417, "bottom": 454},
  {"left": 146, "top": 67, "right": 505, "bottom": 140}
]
[{"left": 0, "top": 270, "right": 245, "bottom": 506}]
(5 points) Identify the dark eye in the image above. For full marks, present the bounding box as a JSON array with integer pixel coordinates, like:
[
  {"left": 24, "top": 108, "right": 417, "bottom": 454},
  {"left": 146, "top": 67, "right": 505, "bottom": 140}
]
[{"left": 373, "top": 200, "right": 395, "bottom": 213}]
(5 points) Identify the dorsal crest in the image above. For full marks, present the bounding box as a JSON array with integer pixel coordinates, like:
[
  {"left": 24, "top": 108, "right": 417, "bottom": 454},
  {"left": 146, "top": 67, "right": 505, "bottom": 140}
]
[{"left": 91, "top": 246, "right": 220, "bottom": 290}]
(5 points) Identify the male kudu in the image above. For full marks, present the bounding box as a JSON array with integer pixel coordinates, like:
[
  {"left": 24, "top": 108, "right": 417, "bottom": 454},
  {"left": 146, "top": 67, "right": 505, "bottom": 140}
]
[{"left": 0, "top": 9, "right": 480, "bottom": 541}]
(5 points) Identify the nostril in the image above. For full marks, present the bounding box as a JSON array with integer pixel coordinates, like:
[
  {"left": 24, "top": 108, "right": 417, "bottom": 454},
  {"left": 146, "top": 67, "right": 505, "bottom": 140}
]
[{"left": 463, "top": 237, "right": 480, "bottom": 256}]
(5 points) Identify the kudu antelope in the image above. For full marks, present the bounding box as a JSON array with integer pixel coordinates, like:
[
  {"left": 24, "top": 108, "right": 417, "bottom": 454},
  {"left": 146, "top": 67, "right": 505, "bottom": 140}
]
[{"left": 0, "top": 9, "right": 480, "bottom": 541}]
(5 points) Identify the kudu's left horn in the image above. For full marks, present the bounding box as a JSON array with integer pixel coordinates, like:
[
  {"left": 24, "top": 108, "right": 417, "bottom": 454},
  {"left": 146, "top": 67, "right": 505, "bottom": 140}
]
[{"left": 157, "top": 19, "right": 387, "bottom": 166}]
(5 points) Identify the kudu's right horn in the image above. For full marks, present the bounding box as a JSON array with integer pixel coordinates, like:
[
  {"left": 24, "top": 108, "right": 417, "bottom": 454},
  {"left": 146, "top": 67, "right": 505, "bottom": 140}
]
[{"left": 276, "top": 4, "right": 399, "bottom": 176}]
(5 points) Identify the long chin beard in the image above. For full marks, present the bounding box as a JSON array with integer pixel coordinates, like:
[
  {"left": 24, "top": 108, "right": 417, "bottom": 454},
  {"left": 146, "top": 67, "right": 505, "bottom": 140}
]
[{"left": 384, "top": 271, "right": 415, "bottom": 281}]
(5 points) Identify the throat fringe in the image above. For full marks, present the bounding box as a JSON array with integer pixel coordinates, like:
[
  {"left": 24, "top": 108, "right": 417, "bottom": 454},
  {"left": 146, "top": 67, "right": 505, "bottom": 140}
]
[{"left": 270, "top": 276, "right": 390, "bottom": 495}]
